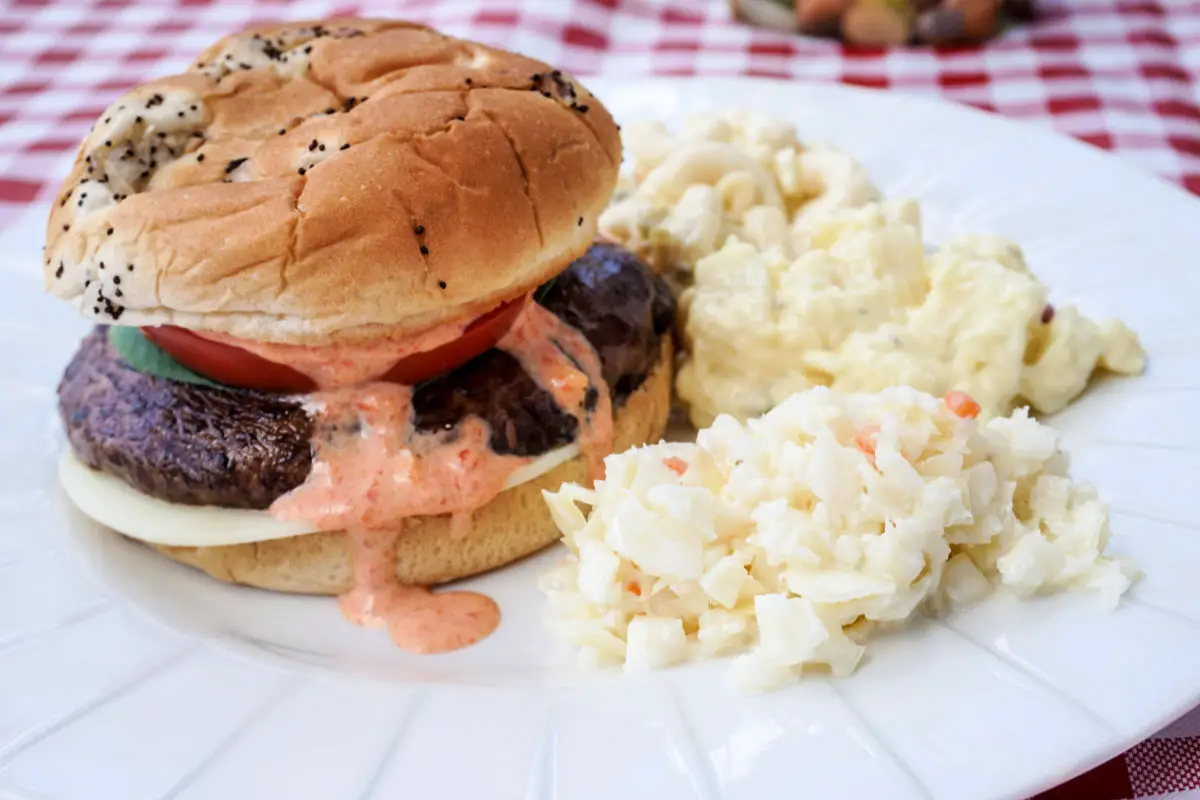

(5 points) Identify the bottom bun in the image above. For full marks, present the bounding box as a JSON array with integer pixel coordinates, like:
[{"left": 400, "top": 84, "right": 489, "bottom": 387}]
[{"left": 154, "top": 339, "right": 673, "bottom": 593}]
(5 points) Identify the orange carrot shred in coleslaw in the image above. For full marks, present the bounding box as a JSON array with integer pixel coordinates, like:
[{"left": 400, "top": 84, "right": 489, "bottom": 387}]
[{"left": 944, "top": 390, "right": 982, "bottom": 419}]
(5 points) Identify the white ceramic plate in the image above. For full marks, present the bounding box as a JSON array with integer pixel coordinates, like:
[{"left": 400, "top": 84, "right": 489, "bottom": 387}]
[{"left": 2, "top": 77, "right": 1199, "bottom": 800}]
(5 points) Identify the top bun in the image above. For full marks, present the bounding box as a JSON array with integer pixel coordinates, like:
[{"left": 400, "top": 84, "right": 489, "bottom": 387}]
[{"left": 43, "top": 19, "right": 621, "bottom": 344}]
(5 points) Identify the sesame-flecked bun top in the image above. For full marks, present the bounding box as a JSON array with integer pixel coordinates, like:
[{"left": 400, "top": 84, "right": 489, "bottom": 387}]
[{"left": 43, "top": 19, "right": 621, "bottom": 344}]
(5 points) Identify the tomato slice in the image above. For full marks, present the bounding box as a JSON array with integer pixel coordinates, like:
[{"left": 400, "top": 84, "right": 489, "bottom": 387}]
[
  {"left": 142, "top": 297, "right": 527, "bottom": 393},
  {"left": 382, "top": 296, "right": 525, "bottom": 385},
  {"left": 143, "top": 325, "right": 317, "bottom": 393}
]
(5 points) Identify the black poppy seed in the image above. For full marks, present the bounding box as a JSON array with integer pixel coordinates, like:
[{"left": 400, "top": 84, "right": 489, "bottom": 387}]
[
  {"left": 135, "top": 115, "right": 143, "bottom": 123},
  {"left": 318, "top": 144, "right": 325, "bottom": 151},
  {"left": 224, "top": 54, "right": 233, "bottom": 60},
  {"left": 113, "top": 275, "right": 120, "bottom": 285},
  {"left": 99, "top": 261, "right": 105, "bottom": 270},
  {"left": 414, "top": 225, "right": 424, "bottom": 234},
  {"left": 85, "top": 280, "right": 90, "bottom": 287},
  {"left": 139, "top": 171, "right": 149, "bottom": 179},
  {"left": 115, "top": 289, "right": 122, "bottom": 297},
  {"left": 238, "top": 62, "right": 251, "bottom": 70},
  {"left": 324, "top": 107, "right": 335, "bottom": 114},
  {"left": 77, "top": 200, "right": 83, "bottom": 207},
  {"left": 192, "top": 132, "right": 204, "bottom": 138},
  {"left": 224, "top": 157, "right": 248, "bottom": 174},
  {"left": 279, "top": 128, "right": 287, "bottom": 135},
  {"left": 106, "top": 227, "right": 113, "bottom": 236},
  {"left": 309, "top": 139, "right": 318, "bottom": 151},
  {"left": 304, "top": 45, "right": 312, "bottom": 53},
  {"left": 92, "top": 306, "right": 99, "bottom": 314},
  {"left": 55, "top": 264, "right": 64, "bottom": 278},
  {"left": 578, "top": 104, "right": 589, "bottom": 112},
  {"left": 80, "top": 192, "right": 87, "bottom": 199},
  {"left": 419, "top": 245, "right": 429, "bottom": 255},
  {"left": 127, "top": 264, "right": 133, "bottom": 271},
  {"left": 177, "top": 111, "right": 184, "bottom": 118},
  {"left": 577, "top": 216, "right": 583, "bottom": 226},
  {"left": 438, "top": 280, "right": 447, "bottom": 289},
  {"left": 62, "top": 224, "right": 69, "bottom": 231},
  {"left": 298, "top": 167, "right": 306, "bottom": 175},
  {"left": 104, "top": 117, "right": 111, "bottom": 123},
  {"left": 190, "top": 104, "right": 197, "bottom": 111},
  {"left": 455, "top": 115, "right": 464, "bottom": 122},
  {"left": 464, "top": 77, "right": 472, "bottom": 85},
  {"left": 339, "top": 143, "right": 349, "bottom": 150},
  {"left": 616, "top": 123, "right": 622, "bottom": 131},
  {"left": 197, "top": 153, "right": 205, "bottom": 162}
]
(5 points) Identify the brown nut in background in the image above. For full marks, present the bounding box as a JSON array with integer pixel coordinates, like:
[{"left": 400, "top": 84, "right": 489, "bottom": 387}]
[
  {"left": 841, "top": 0, "right": 913, "bottom": 45},
  {"left": 797, "top": 0, "right": 855, "bottom": 35}
]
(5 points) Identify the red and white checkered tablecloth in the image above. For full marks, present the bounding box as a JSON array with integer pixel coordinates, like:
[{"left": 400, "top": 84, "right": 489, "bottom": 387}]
[{"left": 1, "top": 0, "right": 1198, "bottom": 796}]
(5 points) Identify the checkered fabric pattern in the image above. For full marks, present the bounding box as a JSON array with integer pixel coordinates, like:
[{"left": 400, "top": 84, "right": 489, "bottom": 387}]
[
  {"left": 3, "top": 0, "right": 1200, "bottom": 231},
  {"left": 1, "top": 0, "right": 1198, "bottom": 796}
]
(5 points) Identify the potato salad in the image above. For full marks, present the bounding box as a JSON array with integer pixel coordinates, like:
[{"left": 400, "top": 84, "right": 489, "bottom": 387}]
[{"left": 600, "top": 112, "right": 1146, "bottom": 428}]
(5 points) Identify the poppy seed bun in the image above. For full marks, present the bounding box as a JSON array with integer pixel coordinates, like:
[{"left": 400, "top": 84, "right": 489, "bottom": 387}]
[
  {"left": 43, "top": 19, "right": 621, "bottom": 345},
  {"left": 152, "top": 339, "right": 672, "bottom": 592}
]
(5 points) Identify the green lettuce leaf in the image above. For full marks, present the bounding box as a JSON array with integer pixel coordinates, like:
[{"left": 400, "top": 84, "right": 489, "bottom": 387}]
[
  {"left": 107, "top": 326, "right": 227, "bottom": 389},
  {"left": 533, "top": 275, "right": 557, "bottom": 304}
]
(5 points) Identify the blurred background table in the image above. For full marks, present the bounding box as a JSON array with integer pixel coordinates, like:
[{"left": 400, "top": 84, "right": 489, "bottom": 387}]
[{"left": 1, "top": 0, "right": 1198, "bottom": 797}]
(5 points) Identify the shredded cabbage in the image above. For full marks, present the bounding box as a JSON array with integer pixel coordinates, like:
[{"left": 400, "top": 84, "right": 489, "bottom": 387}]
[{"left": 541, "top": 387, "right": 1139, "bottom": 690}]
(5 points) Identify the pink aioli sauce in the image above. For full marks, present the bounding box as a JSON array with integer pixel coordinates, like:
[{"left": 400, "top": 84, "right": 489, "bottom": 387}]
[
  {"left": 497, "top": 302, "right": 613, "bottom": 481},
  {"left": 196, "top": 317, "right": 474, "bottom": 388},
  {"left": 266, "top": 300, "right": 614, "bottom": 654}
]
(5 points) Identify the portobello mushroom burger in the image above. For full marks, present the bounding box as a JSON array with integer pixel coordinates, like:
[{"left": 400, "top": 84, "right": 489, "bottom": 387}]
[{"left": 47, "top": 19, "right": 675, "bottom": 653}]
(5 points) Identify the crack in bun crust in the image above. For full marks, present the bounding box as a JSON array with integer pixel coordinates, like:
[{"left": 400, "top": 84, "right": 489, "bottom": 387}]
[
  {"left": 43, "top": 18, "right": 621, "bottom": 344},
  {"left": 153, "top": 339, "right": 673, "bottom": 591}
]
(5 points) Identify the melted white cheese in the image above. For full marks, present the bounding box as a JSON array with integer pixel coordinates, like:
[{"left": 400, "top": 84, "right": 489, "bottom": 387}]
[{"left": 58, "top": 442, "right": 581, "bottom": 547}]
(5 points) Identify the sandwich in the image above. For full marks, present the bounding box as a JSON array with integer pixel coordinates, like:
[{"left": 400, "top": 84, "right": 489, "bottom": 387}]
[{"left": 48, "top": 18, "right": 675, "bottom": 653}]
